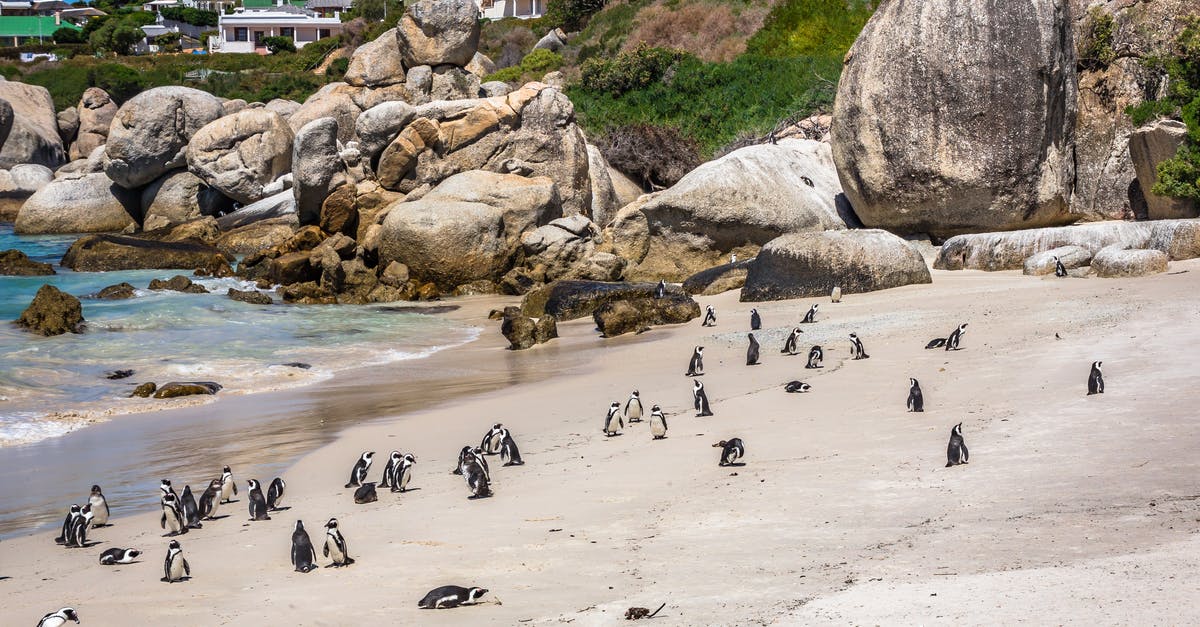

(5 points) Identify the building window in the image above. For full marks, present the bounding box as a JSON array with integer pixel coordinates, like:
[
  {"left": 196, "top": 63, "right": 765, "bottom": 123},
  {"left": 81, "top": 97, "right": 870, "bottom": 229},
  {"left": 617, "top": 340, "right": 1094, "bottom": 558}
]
[
  {"left": 280, "top": 27, "right": 294, "bottom": 39},
  {"left": 254, "top": 31, "right": 264, "bottom": 45},
  {"left": 233, "top": 27, "right": 248, "bottom": 42},
  {"left": 317, "top": 28, "right": 330, "bottom": 40}
]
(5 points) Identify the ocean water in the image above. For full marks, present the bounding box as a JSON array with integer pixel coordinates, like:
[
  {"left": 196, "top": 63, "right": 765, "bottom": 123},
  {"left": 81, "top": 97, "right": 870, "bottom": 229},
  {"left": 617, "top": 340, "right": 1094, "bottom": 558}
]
[{"left": 0, "top": 224, "right": 479, "bottom": 447}]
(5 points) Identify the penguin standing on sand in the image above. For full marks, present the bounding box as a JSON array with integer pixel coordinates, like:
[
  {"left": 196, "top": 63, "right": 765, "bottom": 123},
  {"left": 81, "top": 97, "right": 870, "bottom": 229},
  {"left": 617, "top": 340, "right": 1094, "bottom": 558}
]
[
  {"left": 380, "top": 451, "right": 401, "bottom": 488},
  {"left": 945, "top": 323, "right": 968, "bottom": 351},
  {"left": 654, "top": 280, "right": 666, "bottom": 299},
  {"left": 290, "top": 520, "right": 318, "bottom": 573},
  {"left": 849, "top": 333, "right": 870, "bottom": 360},
  {"left": 784, "top": 381, "right": 811, "bottom": 393},
  {"left": 162, "top": 539, "right": 190, "bottom": 583},
  {"left": 499, "top": 429, "right": 523, "bottom": 466},
  {"left": 481, "top": 424, "right": 505, "bottom": 455},
  {"left": 66, "top": 504, "right": 93, "bottom": 548},
  {"left": 1054, "top": 256, "right": 1068, "bottom": 277},
  {"left": 247, "top": 479, "right": 271, "bottom": 521},
  {"left": 604, "top": 402, "right": 624, "bottom": 436},
  {"left": 746, "top": 333, "right": 760, "bottom": 365},
  {"left": 907, "top": 378, "right": 924, "bottom": 412},
  {"left": 625, "top": 390, "right": 644, "bottom": 422},
  {"left": 702, "top": 305, "right": 716, "bottom": 327},
  {"left": 714, "top": 438, "right": 745, "bottom": 466},
  {"left": 180, "top": 485, "right": 203, "bottom": 529},
  {"left": 801, "top": 304, "right": 818, "bottom": 324},
  {"left": 1088, "top": 361, "right": 1104, "bottom": 395},
  {"left": 267, "top": 477, "right": 286, "bottom": 511},
  {"left": 831, "top": 286, "right": 842, "bottom": 303},
  {"left": 344, "top": 451, "right": 375, "bottom": 488},
  {"left": 197, "top": 478, "right": 221, "bottom": 521},
  {"left": 36, "top": 608, "right": 79, "bottom": 627},
  {"left": 419, "top": 585, "right": 489, "bottom": 609},
  {"left": 159, "top": 479, "right": 177, "bottom": 500},
  {"left": 693, "top": 380, "right": 713, "bottom": 417},
  {"left": 686, "top": 346, "right": 704, "bottom": 376},
  {"left": 391, "top": 453, "right": 416, "bottom": 491},
  {"left": 750, "top": 308, "right": 762, "bottom": 331},
  {"left": 88, "top": 485, "right": 109, "bottom": 527},
  {"left": 806, "top": 345, "right": 823, "bottom": 369},
  {"left": 463, "top": 463, "right": 492, "bottom": 499},
  {"left": 946, "top": 423, "right": 969, "bottom": 467},
  {"left": 781, "top": 328, "right": 802, "bottom": 355},
  {"left": 353, "top": 482, "right": 378, "bottom": 504},
  {"left": 323, "top": 518, "right": 354, "bottom": 567},
  {"left": 55, "top": 505, "right": 80, "bottom": 544},
  {"left": 220, "top": 466, "right": 237, "bottom": 503},
  {"left": 99, "top": 547, "right": 141, "bottom": 565},
  {"left": 160, "top": 492, "right": 187, "bottom": 536},
  {"left": 649, "top": 405, "right": 668, "bottom": 439},
  {"left": 454, "top": 446, "right": 489, "bottom": 479}
]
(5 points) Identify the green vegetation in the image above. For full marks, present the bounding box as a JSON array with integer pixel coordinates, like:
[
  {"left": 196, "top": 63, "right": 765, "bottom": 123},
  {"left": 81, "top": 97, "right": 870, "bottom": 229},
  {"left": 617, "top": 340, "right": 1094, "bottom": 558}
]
[
  {"left": 488, "top": 48, "right": 563, "bottom": 83},
  {"left": 1077, "top": 6, "right": 1117, "bottom": 72},
  {"left": 159, "top": 7, "right": 219, "bottom": 28},
  {"left": 579, "top": 44, "right": 686, "bottom": 95},
  {"left": 745, "top": 0, "right": 873, "bottom": 59},
  {"left": 52, "top": 27, "right": 86, "bottom": 45},
  {"left": 84, "top": 10, "right": 157, "bottom": 56},
  {"left": 263, "top": 35, "right": 297, "bottom": 54},
  {"left": 543, "top": 0, "right": 608, "bottom": 33}
]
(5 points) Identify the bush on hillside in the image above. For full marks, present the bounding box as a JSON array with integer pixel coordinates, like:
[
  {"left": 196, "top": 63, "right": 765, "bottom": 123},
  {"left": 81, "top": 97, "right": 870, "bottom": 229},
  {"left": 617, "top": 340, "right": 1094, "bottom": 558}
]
[
  {"left": 159, "top": 7, "right": 218, "bottom": 27},
  {"left": 620, "top": 2, "right": 769, "bottom": 63},
  {"left": 579, "top": 43, "right": 687, "bottom": 95},
  {"left": 263, "top": 36, "right": 296, "bottom": 54},
  {"left": 1078, "top": 7, "right": 1117, "bottom": 72},
  {"left": 53, "top": 27, "right": 85, "bottom": 45},
  {"left": 744, "top": 0, "right": 874, "bottom": 59},
  {"left": 544, "top": 0, "right": 607, "bottom": 32},
  {"left": 595, "top": 123, "right": 701, "bottom": 189},
  {"left": 488, "top": 48, "right": 563, "bottom": 83}
]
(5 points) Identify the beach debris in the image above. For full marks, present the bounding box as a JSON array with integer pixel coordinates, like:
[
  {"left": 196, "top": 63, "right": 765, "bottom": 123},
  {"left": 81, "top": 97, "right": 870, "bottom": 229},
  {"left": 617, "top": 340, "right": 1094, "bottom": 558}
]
[{"left": 625, "top": 603, "right": 666, "bottom": 620}]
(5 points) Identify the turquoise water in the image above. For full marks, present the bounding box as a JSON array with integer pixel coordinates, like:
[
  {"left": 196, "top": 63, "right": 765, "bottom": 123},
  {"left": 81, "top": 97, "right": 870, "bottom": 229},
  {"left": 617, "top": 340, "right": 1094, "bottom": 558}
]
[{"left": 0, "top": 224, "right": 478, "bottom": 446}]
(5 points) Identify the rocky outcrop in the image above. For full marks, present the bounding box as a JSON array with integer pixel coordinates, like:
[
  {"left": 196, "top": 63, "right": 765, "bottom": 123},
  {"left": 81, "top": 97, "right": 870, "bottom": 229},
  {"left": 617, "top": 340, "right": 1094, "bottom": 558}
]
[
  {"left": 516, "top": 214, "right": 625, "bottom": 286},
  {"left": 593, "top": 294, "right": 700, "bottom": 337},
  {"left": 396, "top": 0, "right": 480, "bottom": 68},
  {"left": 586, "top": 144, "right": 621, "bottom": 227},
  {"left": 1091, "top": 246, "right": 1168, "bottom": 278},
  {"left": 465, "top": 52, "right": 497, "bottom": 79},
  {"left": 1145, "top": 219, "right": 1200, "bottom": 261},
  {"left": 148, "top": 275, "right": 209, "bottom": 293},
  {"left": 97, "top": 282, "right": 136, "bottom": 299},
  {"left": 500, "top": 306, "right": 557, "bottom": 349},
  {"left": 15, "top": 284, "right": 83, "bottom": 336},
  {"left": 216, "top": 217, "right": 298, "bottom": 255},
  {"left": 0, "top": 249, "right": 54, "bottom": 275},
  {"left": 292, "top": 117, "right": 348, "bottom": 225},
  {"left": 0, "top": 163, "right": 53, "bottom": 220},
  {"left": 265, "top": 98, "right": 301, "bottom": 119},
  {"left": 57, "top": 107, "right": 78, "bottom": 145},
  {"left": 14, "top": 172, "right": 140, "bottom": 234},
  {"left": 287, "top": 81, "right": 411, "bottom": 144},
  {"left": 129, "top": 382, "right": 157, "bottom": 397},
  {"left": 1022, "top": 246, "right": 1093, "bottom": 275},
  {"left": 141, "top": 170, "right": 231, "bottom": 226},
  {"left": 215, "top": 189, "right": 296, "bottom": 230},
  {"left": 105, "top": 86, "right": 224, "bottom": 189},
  {"left": 682, "top": 259, "right": 753, "bottom": 295},
  {"left": 520, "top": 279, "right": 688, "bottom": 320},
  {"left": 153, "top": 381, "right": 221, "bottom": 398},
  {"left": 935, "top": 221, "right": 1155, "bottom": 271},
  {"left": 70, "top": 87, "right": 118, "bottom": 161},
  {"left": 60, "top": 234, "right": 232, "bottom": 272},
  {"left": 1129, "top": 120, "right": 1195, "bottom": 220},
  {"left": 228, "top": 287, "right": 273, "bottom": 305},
  {"left": 534, "top": 28, "right": 567, "bottom": 52},
  {"left": 0, "top": 80, "right": 65, "bottom": 168},
  {"left": 345, "top": 28, "right": 406, "bottom": 88},
  {"left": 185, "top": 109, "right": 294, "bottom": 204},
  {"left": 741, "top": 230, "right": 931, "bottom": 301},
  {"left": 832, "top": 0, "right": 1076, "bottom": 237}
]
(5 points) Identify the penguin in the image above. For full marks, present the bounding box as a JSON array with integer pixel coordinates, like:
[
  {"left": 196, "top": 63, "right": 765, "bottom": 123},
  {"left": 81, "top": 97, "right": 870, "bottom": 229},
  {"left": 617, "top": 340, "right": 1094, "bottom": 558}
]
[
  {"left": 945, "top": 323, "right": 968, "bottom": 351},
  {"left": 180, "top": 485, "right": 203, "bottom": 529},
  {"left": 99, "top": 548, "right": 141, "bottom": 565},
  {"left": 482, "top": 423, "right": 505, "bottom": 455},
  {"left": 830, "top": 286, "right": 842, "bottom": 303},
  {"left": 353, "top": 482, "right": 378, "bottom": 504},
  {"left": 454, "top": 446, "right": 490, "bottom": 479},
  {"left": 499, "top": 430, "right": 524, "bottom": 466},
  {"left": 267, "top": 477, "right": 286, "bottom": 511},
  {"left": 625, "top": 390, "right": 644, "bottom": 422},
  {"left": 419, "top": 585, "right": 489, "bottom": 609},
  {"left": 693, "top": 379, "right": 713, "bottom": 417},
  {"left": 88, "top": 485, "right": 109, "bottom": 527},
  {"left": 197, "top": 478, "right": 221, "bottom": 521},
  {"left": 1054, "top": 255, "right": 1067, "bottom": 277},
  {"left": 701, "top": 305, "right": 716, "bottom": 327},
  {"left": 648, "top": 405, "right": 668, "bottom": 439},
  {"left": 159, "top": 479, "right": 177, "bottom": 500},
  {"left": 750, "top": 308, "right": 762, "bottom": 331},
  {"left": 907, "top": 378, "right": 924, "bottom": 412},
  {"left": 391, "top": 453, "right": 416, "bottom": 492},
  {"left": 604, "top": 401, "right": 624, "bottom": 436},
  {"left": 162, "top": 539, "right": 190, "bottom": 583},
  {"left": 1087, "top": 361, "right": 1104, "bottom": 395},
  {"left": 290, "top": 520, "right": 318, "bottom": 573},
  {"left": 730, "top": 253, "right": 738, "bottom": 264},
  {"left": 783, "top": 381, "right": 811, "bottom": 393},
  {"left": 746, "top": 333, "right": 760, "bottom": 365},
  {"left": 463, "top": 462, "right": 492, "bottom": 499},
  {"left": 66, "top": 504, "right": 92, "bottom": 548},
  {"left": 924, "top": 337, "right": 947, "bottom": 349},
  {"left": 781, "top": 327, "right": 802, "bottom": 355},
  {"left": 247, "top": 479, "right": 271, "bottom": 521},
  {"left": 654, "top": 279, "right": 666, "bottom": 299},
  {"left": 471, "top": 446, "right": 490, "bottom": 479},
  {"left": 160, "top": 492, "right": 187, "bottom": 536},
  {"left": 36, "top": 608, "right": 79, "bottom": 627},
  {"left": 801, "top": 304, "right": 818, "bottom": 324},
  {"left": 55, "top": 504, "right": 80, "bottom": 544},
  {"left": 453, "top": 446, "right": 472, "bottom": 475},
  {"left": 380, "top": 451, "right": 401, "bottom": 488},
  {"left": 713, "top": 438, "right": 745, "bottom": 466},
  {"left": 806, "top": 345, "right": 824, "bottom": 369},
  {"left": 946, "top": 423, "right": 969, "bottom": 467},
  {"left": 219, "top": 466, "right": 238, "bottom": 503},
  {"left": 323, "top": 517, "right": 354, "bottom": 567},
  {"left": 344, "top": 451, "right": 375, "bottom": 488},
  {"left": 685, "top": 346, "right": 704, "bottom": 376},
  {"left": 849, "top": 333, "right": 870, "bottom": 360}
]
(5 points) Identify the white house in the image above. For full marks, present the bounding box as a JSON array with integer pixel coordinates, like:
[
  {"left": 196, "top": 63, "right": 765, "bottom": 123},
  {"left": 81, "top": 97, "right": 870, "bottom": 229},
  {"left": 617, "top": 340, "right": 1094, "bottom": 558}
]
[
  {"left": 477, "top": 0, "right": 543, "bottom": 20},
  {"left": 210, "top": 3, "right": 342, "bottom": 53}
]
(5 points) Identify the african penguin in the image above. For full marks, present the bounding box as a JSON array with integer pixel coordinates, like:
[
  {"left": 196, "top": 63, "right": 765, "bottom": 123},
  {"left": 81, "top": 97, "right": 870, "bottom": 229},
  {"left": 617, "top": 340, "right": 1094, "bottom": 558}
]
[
  {"left": 686, "top": 346, "right": 704, "bottom": 376},
  {"left": 625, "top": 390, "right": 644, "bottom": 422},
  {"left": 781, "top": 327, "right": 802, "bottom": 355},
  {"left": 649, "top": 405, "right": 668, "bottom": 439},
  {"left": 849, "top": 333, "right": 870, "bottom": 360},
  {"left": 87, "top": 485, "right": 109, "bottom": 527},
  {"left": 945, "top": 323, "right": 968, "bottom": 351},
  {"left": 702, "top": 305, "right": 716, "bottom": 327},
  {"left": 801, "top": 304, "right": 818, "bottom": 324},
  {"left": 654, "top": 279, "right": 666, "bottom": 299},
  {"left": 380, "top": 450, "right": 401, "bottom": 488},
  {"left": 323, "top": 517, "right": 354, "bottom": 567},
  {"left": 162, "top": 539, "right": 190, "bottom": 583},
  {"left": 714, "top": 438, "right": 745, "bottom": 466},
  {"left": 481, "top": 424, "right": 505, "bottom": 455},
  {"left": 746, "top": 333, "right": 760, "bottom": 365},
  {"left": 693, "top": 379, "right": 713, "bottom": 417},
  {"left": 419, "top": 585, "right": 489, "bottom": 609},
  {"left": 907, "top": 378, "right": 924, "bottom": 412},
  {"left": 1054, "top": 255, "right": 1067, "bottom": 277},
  {"left": 160, "top": 492, "right": 187, "bottom": 536},
  {"left": 1088, "top": 361, "right": 1104, "bottom": 395},
  {"left": 159, "top": 479, "right": 177, "bottom": 500},
  {"left": 750, "top": 308, "right": 762, "bottom": 331},
  {"left": 180, "top": 485, "right": 203, "bottom": 529},
  {"left": 604, "top": 401, "right": 624, "bottom": 436},
  {"left": 267, "top": 477, "right": 286, "bottom": 511},
  {"left": 197, "top": 478, "right": 221, "bottom": 521},
  {"left": 924, "top": 337, "right": 947, "bottom": 349},
  {"left": 499, "top": 429, "right": 523, "bottom": 466},
  {"left": 220, "top": 466, "right": 237, "bottom": 503},
  {"left": 730, "top": 253, "right": 738, "bottom": 263},
  {"left": 806, "top": 345, "right": 824, "bottom": 369},
  {"left": 36, "top": 608, "right": 79, "bottom": 627},
  {"left": 830, "top": 286, "right": 842, "bottom": 303},
  {"left": 99, "top": 547, "right": 141, "bottom": 565},
  {"left": 66, "top": 504, "right": 92, "bottom": 548},
  {"left": 55, "top": 505, "right": 80, "bottom": 544},
  {"left": 290, "top": 520, "right": 318, "bottom": 573},
  {"left": 247, "top": 479, "right": 271, "bottom": 521},
  {"left": 468, "top": 447, "right": 490, "bottom": 479},
  {"left": 344, "top": 451, "right": 375, "bottom": 488},
  {"left": 946, "top": 423, "right": 969, "bottom": 467},
  {"left": 463, "top": 462, "right": 492, "bottom": 499},
  {"left": 353, "top": 482, "right": 378, "bottom": 504},
  {"left": 784, "top": 381, "right": 811, "bottom": 393},
  {"left": 391, "top": 452, "right": 416, "bottom": 492}
]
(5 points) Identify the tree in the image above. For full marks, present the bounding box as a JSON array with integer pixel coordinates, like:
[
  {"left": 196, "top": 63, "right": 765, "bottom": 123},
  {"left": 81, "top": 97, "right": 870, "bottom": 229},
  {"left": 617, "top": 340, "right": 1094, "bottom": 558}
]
[
  {"left": 262, "top": 35, "right": 296, "bottom": 54},
  {"left": 52, "top": 27, "right": 85, "bottom": 44}
]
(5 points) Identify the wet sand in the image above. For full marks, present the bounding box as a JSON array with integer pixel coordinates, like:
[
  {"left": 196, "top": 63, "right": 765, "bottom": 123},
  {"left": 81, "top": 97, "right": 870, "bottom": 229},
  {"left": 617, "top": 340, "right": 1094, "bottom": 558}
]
[{"left": 4, "top": 265, "right": 1200, "bottom": 624}]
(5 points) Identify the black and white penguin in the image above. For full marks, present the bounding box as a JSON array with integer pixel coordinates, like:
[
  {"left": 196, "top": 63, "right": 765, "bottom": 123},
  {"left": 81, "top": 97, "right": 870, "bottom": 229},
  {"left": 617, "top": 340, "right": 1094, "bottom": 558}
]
[
  {"left": 36, "top": 608, "right": 79, "bottom": 627},
  {"left": 197, "top": 478, "right": 221, "bottom": 521},
  {"left": 160, "top": 492, "right": 187, "bottom": 536},
  {"left": 750, "top": 308, "right": 762, "bottom": 331},
  {"left": 391, "top": 453, "right": 416, "bottom": 492},
  {"left": 162, "top": 539, "right": 190, "bottom": 583},
  {"left": 220, "top": 466, "right": 237, "bottom": 503},
  {"left": 654, "top": 279, "right": 666, "bottom": 299},
  {"left": 945, "top": 323, "right": 968, "bottom": 351},
  {"left": 344, "top": 451, "right": 375, "bottom": 488},
  {"left": 924, "top": 337, "right": 947, "bottom": 350},
  {"left": 453, "top": 446, "right": 472, "bottom": 475},
  {"left": 649, "top": 405, "right": 668, "bottom": 439},
  {"left": 267, "top": 477, "right": 286, "bottom": 511},
  {"left": 801, "top": 304, "right": 818, "bottom": 324},
  {"left": 806, "top": 345, "right": 823, "bottom": 369},
  {"left": 1054, "top": 255, "right": 1067, "bottom": 277},
  {"left": 685, "top": 346, "right": 705, "bottom": 376},
  {"left": 702, "top": 305, "right": 716, "bottom": 327},
  {"left": 907, "top": 378, "right": 924, "bottom": 413},
  {"left": 419, "top": 585, "right": 489, "bottom": 609},
  {"left": 55, "top": 504, "right": 80, "bottom": 544},
  {"left": 353, "top": 482, "right": 378, "bottom": 504},
  {"left": 463, "top": 462, "right": 492, "bottom": 499},
  {"left": 380, "top": 451, "right": 401, "bottom": 488},
  {"left": 481, "top": 424, "right": 505, "bottom": 455},
  {"left": 713, "top": 438, "right": 745, "bottom": 466},
  {"left": 159, "top": 479, "right": 177, "bottom": 500},
  {"left": 455, "top": 446, "right": 490, "bottom": 480},
  {"left": 88, "top": 485, "right": 109, "bottom": 527},
  {"left": 180, "top": 485, "right": 203, "bottom": 529},
  {"left": 604, "top": 401, "right": 624, "bottom": 436},
  {"left": 625, "top": 390, "right": 644, "bottom": 422},
  {"left": 781, "top": 327, "right": 802, "bottom": 355},
  {"left": 247, "top": 479, "right": 271, "bottom": 521},
  {"left": 693, "top": 379, "right": 713, "bottom": 417},
  {"left": 746, "top": 333, "right": 760, "bottom": 365},
  {"left": 1087, "top": 361, "right": 1104, "bottom": 395},
  {"left": 784, "top": 381, "right": 811, "bottom": 393},
  {"left": 99, "top": 547, "right": 141, "bottom": 565},
  {"left": 66, "top": 504, "right": 92, "bottom": 548},
  {"left": 499, "top": 429, "right": 524, "bottom": 466},
  {"left": 849, "top": 333, "right": 870, "bottom": 360},
  {"left": 290, "top": 520, "right": 318, "bottom": 573},
  {"left": 946, "top": 423, "right": 969, "bottom": 467},
  {"left": 323, "top": 518, "right": 354, "bottom": 567}
]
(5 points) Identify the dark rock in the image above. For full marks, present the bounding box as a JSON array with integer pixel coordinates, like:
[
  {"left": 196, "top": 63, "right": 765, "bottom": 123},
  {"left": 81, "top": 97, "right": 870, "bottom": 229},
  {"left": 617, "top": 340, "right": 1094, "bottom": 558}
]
[
  {"left": 682, "top": 260, "right": 753, "bottom": 296},
  {"left": 60, "top": 234, "right": 233, "bottom": 272},
  {"left": 281, "top": 281, "right": 337, "bottom": 304},
  {"left": 501, "top": 308, "right": 538, "bottom": 350},
  {"left": 520, "top": 280, "right": 687, "bottom": 320},
  {"left": 416, "top": 282, "right": 440, "bottom": 301},
  {"left": 153, "top": 381, "right": 222, "bottom": 398},
  {"left": 534, "top": 314, "right": 558, "bottom": 343},
  {"left": 148, "top": 275, "right": 209, "bottom": 294},
  {"left": 105, "top": 369, "right": 134, "bottom": 380},
  {"left": 319, "top": 183, "right": 359, "bottom": 236},
  {"left": 268, "top": 251, "right": 320, "bottom": 285},
  {"left": 280, "top": 362, "right": 311, "bottom": 369},
  {"left": 129, "top": 382, "right": 157, "bottom": 397},
  {"left": 15, "top": 284, "right": 84, "bottom": 336},
  {"left": 592, "top": 294, "right": 701, "bottom": 337},
  {"left": 0, "top": 249, "right": 55, "bottom": 276},
  {"left": 228, "top": 288, "right": 274, "bottom": 305},
  {"left": 96, "top": 282, "right": 136, "bottom": 300}
]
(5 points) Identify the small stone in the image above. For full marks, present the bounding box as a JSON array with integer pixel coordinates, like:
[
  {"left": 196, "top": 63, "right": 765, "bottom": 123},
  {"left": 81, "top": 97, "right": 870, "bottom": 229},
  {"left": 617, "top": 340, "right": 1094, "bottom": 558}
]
[{"left": 129, "top": 382, "right": 157, "bottom": 397}]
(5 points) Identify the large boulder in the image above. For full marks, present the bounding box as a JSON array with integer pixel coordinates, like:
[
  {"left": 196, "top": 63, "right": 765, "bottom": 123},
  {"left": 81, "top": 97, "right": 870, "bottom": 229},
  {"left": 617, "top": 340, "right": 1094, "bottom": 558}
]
[
  {"left": 935, "top": 221, "right": 1156, "bottom": 271},
  {"left": 1129, "top": 120, "right": 1196, "bottom": 220},
  {"left": 15, "top": 284, "right": 83, "bottom": 336},
  {"left": 1145, "top": 219, "right": 1200, "bottom": 261},
  {"left": 57, "top": 107, "right": 78, "bottom": 144},
  {"left": 185, "top": 109, "right": 294, "bottom": 204},
  {"left": 593, "top": 294, "right": 700, "bottom": 337},
  {"left": 741, "top": 230, "right": 932, "bottom": 302},
  {"left": 0, "top": 249, "right": 54, "bottom": 276},
  {"left": 500, "top": 307, "right": 557, "bottom": 350},
  {"left": 292, "top": 117, "right": 348, "bottom": 225},
  {"left": 60, "top": 234, "right": 232, "bottom": 272},
  {"left": 14, "top": 173, "right": 140, "bottom": 234},
  {"left": 105, "top": 87, "right": 224, "bottom": 189},
  {"left": 396, "top": 0, "right": 480, "bottom": 68},
  {"left": 0, "top": 163, "right": 53, "bottom": 220},
  {"left": 1022, "top": 245, "right": 1093, "bottom": 276},
  {"left": 682, "top": 259, "right": 754, "bottom": 296},
  {"left": 519, "top": 214, "right": 625, "bottom": 284},
  {"left": 287, "top": 82, "right": 411, "bottom": 143},
  {"left": 1091, "top": 246, "right": 1168, "bottom": 278},
  {"left": 345, "top": 28, "right": 406, "bottom": 87},
  {"left": 0, "top": 97, "right": 11, "bottom": 149},
  {"left": 0, "top": 81, "right": 64, "bottom": 168},
  {"left": 586, "top": 144, "right": 621, "bottom": 227},
  {"left": 520, "top": 279, "right": 689, "bottom": 320},
  {"left": 70, "top": 87, "right": 118, "bottom": 161},
  {"left": 831, "top": 0, "right": 1077, "bottom": 237},
  {"left": 216, "top": 189, "right": 296, "bottom": 230},
  {"left": 216, "top": 216, "right": 298, "bottom": 256},
  {"left": 141, "top": 170, "right": 231, "bottom": 226}
]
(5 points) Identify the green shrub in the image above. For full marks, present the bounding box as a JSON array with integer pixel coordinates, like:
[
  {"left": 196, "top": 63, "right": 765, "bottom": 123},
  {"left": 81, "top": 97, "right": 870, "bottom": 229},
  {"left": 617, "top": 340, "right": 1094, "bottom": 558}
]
[
  {"left": 87, "top": 63, "right": 145, "bottom": 103},
  {"left": 159, "top": 7, "right": 219, "bottom": 27},
  {"left": 327, "top": 56, "right": 350, "bottom": 79},
  {"left": 579, "top": 44, "right": 687, "bottom": 95},
  {"left": 52, "top": 27, "right": 85, "bottom": 45},
  {"left": 487, "top": 48, "right": 563, "bottom": 84},
  {"left": 544, "top": 0, "right": 607, "bottom": 32},
  {"left": 1129, "top": 16, "right": 1200, "bottom": 201},
  {"left": 1153, "top": 143, "right": 1200, "bottom": 201},
  {"left": 1078, "top": 7, "right": 1116, "bottom": 71},
  {"left": 745, "top": 0, "right": 874, "bottom": 60},
  {"left": 0, "top": 63, "right": 18, "bottom": 80},
  {"left": 263, "top": 36, "right": 296, "bottom": 54}
]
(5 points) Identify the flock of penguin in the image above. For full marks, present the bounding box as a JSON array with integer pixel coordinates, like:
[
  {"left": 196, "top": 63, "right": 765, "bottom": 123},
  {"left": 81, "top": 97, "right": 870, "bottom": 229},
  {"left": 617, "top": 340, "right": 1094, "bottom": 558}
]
[{"left": 33, "top": 280, "right": 1110, "bottom": 625}]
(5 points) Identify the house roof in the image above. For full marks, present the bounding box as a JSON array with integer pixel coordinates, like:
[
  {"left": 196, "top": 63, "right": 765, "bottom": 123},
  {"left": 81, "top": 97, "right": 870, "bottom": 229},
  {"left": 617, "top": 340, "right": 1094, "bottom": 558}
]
[
  {"left": 305, "top": 0, "right": 350, "bottom": 8},
  {"left": 0, "top": 15, "right": 80, "bottom": 36},
  {"left": 242, "top": 0, "right": 307, "bottom": 8},
  {"left": 0, "top": 2, "right": 33, "bottom": 9}
]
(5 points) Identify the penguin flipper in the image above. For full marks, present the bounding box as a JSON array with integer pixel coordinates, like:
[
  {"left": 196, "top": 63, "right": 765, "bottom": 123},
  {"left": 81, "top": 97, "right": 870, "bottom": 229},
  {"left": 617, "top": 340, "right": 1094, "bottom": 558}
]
[
  {"left": 183, "top": 558, "right": 190, "bottom": 576},
  {"left": 160, "top": 513, "right": 166, "bottom": 529}
]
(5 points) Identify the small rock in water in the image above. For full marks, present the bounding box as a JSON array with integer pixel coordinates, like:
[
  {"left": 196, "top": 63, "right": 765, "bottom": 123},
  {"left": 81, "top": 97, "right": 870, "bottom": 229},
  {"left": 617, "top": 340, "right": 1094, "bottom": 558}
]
[
  {"left": 129, "top": 382, "right": 157, "bottom": 398},
  {"left": 148, "top": 275, "right": 209, "bottom": 294},
  {"left": 0, "top": 249, "right": 55, "bottom": 276},
  {"left": 280, "top": 362, "right": 311, "bottom": 369},
  {"left": 15, "top": 284, "right": 84, "bottom": 336},
  {"left": 227, "top": 288, "right": 273, "bottom": 305},
  {"left": 153, "top": 381, "right": 222, "bottom": 398},
  {"left": 96, "top": 282, "right": 136, "bottom": 300},
  {"left": 106, "top": 369, "right": 135, "bottom": 380}
]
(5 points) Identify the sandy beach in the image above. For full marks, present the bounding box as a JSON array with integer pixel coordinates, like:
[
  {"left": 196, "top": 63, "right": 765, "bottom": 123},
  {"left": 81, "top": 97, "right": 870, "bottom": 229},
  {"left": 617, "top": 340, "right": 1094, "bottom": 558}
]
[{"left": 4, "top": 264, "right": 1200, "bottom": 625}]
